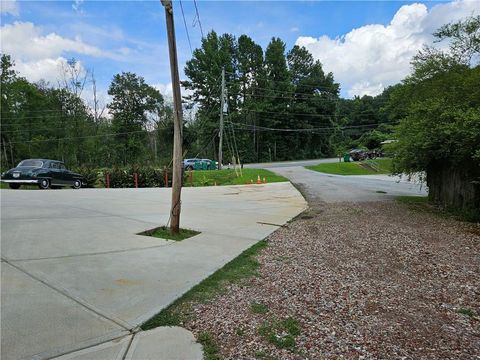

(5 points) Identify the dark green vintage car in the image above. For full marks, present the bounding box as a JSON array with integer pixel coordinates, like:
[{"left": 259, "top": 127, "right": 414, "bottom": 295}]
[{"left": 1, "top": 159, "right": 83, "bottom": 189}]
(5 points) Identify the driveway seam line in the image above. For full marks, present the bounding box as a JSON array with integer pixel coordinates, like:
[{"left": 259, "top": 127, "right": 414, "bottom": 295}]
[
  {"left": 43, "top": 333, "right": 132, "bottom": 360},
  {"left": 7, "top": 243, "right": 173, "bottom": 262},
  {"left": 2, "top": 259, "right": 131, "bottom": 331},
  {"left": 121, "top": 332, "right": 136, "bottom": 360}
]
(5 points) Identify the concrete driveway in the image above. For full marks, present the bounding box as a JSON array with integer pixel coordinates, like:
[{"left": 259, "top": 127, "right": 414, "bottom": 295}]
[{"left": 1, "top": 183, "right": 306, "bottom": 360}]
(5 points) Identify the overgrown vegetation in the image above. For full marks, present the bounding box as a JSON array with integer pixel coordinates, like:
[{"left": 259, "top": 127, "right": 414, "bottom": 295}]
[
  {"left": 388, "top": 16, "right": 480, "bottom": 211},
  {"left": 141, "top": 240, "right": 268, "bottom": 330},
  {"left": 306, "top": 158, "right": 392, "bottom": 175}
]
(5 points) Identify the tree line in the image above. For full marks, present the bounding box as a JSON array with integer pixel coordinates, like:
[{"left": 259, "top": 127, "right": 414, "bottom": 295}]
[
  {"left": 0, "top": 56, "right": 180, "bottom": 169},
  {"left": 0, "top": 34, "right": 393, "bottom": 170}
]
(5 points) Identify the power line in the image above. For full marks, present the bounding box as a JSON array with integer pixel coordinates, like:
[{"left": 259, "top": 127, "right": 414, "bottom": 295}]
[
  {"left": 179, "top": 0, "right": 193, "bottom": 55},
  {"left": 224, "top": 70, "right": 340, "bottom": 92},
  {"left": 192, "top": 0, "right": 204, "bottom": 38},
  {"left": 227, "top": 121, "right": 397, "bottom": 133},
  {"left": 7, "top": 130, "right": 150, "bottom": 144}
]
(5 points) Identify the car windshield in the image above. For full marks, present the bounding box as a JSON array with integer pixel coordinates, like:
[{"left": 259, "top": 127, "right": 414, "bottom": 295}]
[{"left": 18, "top": 160, "right": 43, "bottom": 168}]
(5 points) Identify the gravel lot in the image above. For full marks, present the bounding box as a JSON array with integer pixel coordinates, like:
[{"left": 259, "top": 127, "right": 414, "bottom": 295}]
[{"left": 186, "top": 201, "right": 480, "bottom": 359}]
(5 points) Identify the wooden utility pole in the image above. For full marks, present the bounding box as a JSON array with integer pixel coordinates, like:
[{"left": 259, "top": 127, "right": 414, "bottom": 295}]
[
  {"left": 161, "top": 0, "right": 183, "bottom": 234},
  {"left": 218, "top": 67, "right": 225, "bottom": 170}
]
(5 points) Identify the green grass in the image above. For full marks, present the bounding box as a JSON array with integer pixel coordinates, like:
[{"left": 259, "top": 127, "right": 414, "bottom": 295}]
[
  {"left": 457, "top": 308, "right": 477, "bottom": 317},
  {"left": 197, "top": 332, "right": 221, "bottom": 360},
  {"left": 184, "top": 168, "right": 287, "bottom": 187},
  {"left": 250, "top": 302, "right": 269, "bottom": 314},
  {"left": 306, "top": 158, "right": 392, "bottom": 176},
  {"left": 141, "top": 240, "right": 268, "bottom": 330},
  {"left": 0, "top": 183, "right": 39, "bottom": 190},
  {"left": 258, "top": 317, "right": 301, "bottom": 349},
  {"left": 138, "top": 226, "right": 200, "bottom": 241},
  {"left": 396, "top": 196, "right": 480, "bottom": 223}
]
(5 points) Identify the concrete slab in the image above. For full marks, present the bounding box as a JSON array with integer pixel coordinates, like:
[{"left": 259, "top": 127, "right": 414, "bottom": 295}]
[
  {"left": 125, "top": 327, "right": 202, "bottom": 360},
  {"left": 54, "top": 335, "right": 132, "bottom": 360},
  {"left": 0, "top": 262, "right": 128, "bottom": 360},
  {"left": 1, "top": 182, "right": 306, "bottom": 360},
  {"left": 13, "top": 232, "right": 259, "bottom": 327}
]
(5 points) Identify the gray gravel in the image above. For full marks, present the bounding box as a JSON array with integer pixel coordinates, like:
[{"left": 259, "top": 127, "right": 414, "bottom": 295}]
[{"left": 186, "top": 201, "right": 480, "bottom": 359}]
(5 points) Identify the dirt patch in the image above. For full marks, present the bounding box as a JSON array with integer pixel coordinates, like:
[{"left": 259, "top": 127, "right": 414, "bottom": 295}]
[{"left": 185, "top": 201, "right": 480, "bottom": 359}]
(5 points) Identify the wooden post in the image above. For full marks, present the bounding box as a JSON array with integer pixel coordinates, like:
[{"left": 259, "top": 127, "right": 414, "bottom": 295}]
[
  {"left": 134, "top": 173, "right": 138, "bottom": 188},
  {"left": 161, "top": 0, "right": 183, "bottom": 234},
  {"left": 106, "top": 173, "right": 110, "bottom": 189}
]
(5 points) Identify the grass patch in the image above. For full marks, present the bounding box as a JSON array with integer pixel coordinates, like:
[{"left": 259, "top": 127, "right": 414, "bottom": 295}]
[
  {"left": 0, "top": 183, "right": 39, "bottom": 190},
  {"left": 138, "top": 226, "right": 200, "bottom": 241},
  {"left": 197, "top": 332, "right": 221, "bottom": 360},
  {"left": 306, "top": 158, "right": 392, "bottom": 176},
  {"left": 255, "top": 351, "right": 279, "bottom": 360},
  {"left": 258, "top": 317, "right": 301, "bottom": 349},
  {"left": 250, "top": 302, "right": 269, "bottom": 314},
  {"left": 141, "top": 240, "right": 268, "bottom": 330},
  {"left": 184, "top": 168, "right": 287, "bottom": 187},
  {"left": 396, "top": 196, "right": 480, "bottom": 223},
  {"left": 457, "top": 308, "right": 477, "bottom": 317}
]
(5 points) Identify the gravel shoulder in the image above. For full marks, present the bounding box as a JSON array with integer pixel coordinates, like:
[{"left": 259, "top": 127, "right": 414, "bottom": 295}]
[{"left": 185, "top": 201, "right": 480, "bottom": 359}]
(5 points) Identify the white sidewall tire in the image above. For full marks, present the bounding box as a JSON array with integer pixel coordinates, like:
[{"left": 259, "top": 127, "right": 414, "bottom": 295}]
[
  {"left": 39, "top": 179, "right": 50, "bottom": 189},
  {"left": 73, "top": 180, "right": 81, "bottom": 189}
]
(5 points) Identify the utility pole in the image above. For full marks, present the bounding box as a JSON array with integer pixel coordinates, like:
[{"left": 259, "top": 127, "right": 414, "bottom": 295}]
[
  {"left": 218, "top": 67, "right": 225, "bottom": 170},
  {"left": 161, "top": 0, "right": 183, "bottom": 234}
]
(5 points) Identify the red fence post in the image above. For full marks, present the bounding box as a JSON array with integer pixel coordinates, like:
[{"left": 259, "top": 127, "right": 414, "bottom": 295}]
[
  {"left": 134, "top": 173, "right": 138, "bottom": 188},
  {"left": 106, "top": 173, "right": 110, "bottom": 189}
]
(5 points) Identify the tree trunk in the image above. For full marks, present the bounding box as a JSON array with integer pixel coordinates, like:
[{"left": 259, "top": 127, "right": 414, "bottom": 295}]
[{"left": 427, "top": 162, "right": 480, "bottom": 211}]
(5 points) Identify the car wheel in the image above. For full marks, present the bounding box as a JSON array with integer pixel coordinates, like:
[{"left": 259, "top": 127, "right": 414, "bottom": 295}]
[
  {"left": 72, "top": 179, "right": 82, "bottom": 189},
  {"left": 9, "top": 183, "right": 21, "bottom": 189},
  {"left": 38, "top": 178, "right": 50, "bottom": 189}
]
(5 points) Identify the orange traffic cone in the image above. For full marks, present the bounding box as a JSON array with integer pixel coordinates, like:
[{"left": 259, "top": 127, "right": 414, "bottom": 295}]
[
  {"left": 257, "top": 175, "right": 261, "bottom": 184},
  {"left": 263, "top": 177, "right": 266, "bottom": 184}
]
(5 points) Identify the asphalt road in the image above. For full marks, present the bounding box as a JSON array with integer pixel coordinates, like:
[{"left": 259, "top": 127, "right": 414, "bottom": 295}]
[
  {"left": 244, "top": 157, "right": 338, "bottom": 169},
  {"left": 246, "top": 158, "right": 426, "bottom": 203}
]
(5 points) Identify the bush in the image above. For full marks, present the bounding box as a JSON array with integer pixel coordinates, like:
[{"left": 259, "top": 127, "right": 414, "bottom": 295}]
[
  {"left": 72, "top": 166, "right": 101, "bottom": 188},
  {"left": 98, "top": 166, "right": 173, "bottom": 188}
]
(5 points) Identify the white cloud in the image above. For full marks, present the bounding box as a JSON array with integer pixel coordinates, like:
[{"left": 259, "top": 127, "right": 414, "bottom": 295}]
[
  {"left": 14, "top": 57, "right": 77, "bottom": 84},
  {"left": 72, "top": 0, "right": 84, "bottom": 14},
  {"left": 154, "top": 82, "right": 194, "bottom": 103},
  {"left": 290, "top": 27, "right": 299, "bottom": 33},
  {"left": 296, "top": 0, "right": 479, "bottom": 97},
  {"left": 154, "top": 82, "right": 174, "bottom": 99},
  {"left": 1, "top": 0, "right": 19, "bottom": 16},
  {"left": 1, "top": 21, "right": 104, "bottom": 61}
]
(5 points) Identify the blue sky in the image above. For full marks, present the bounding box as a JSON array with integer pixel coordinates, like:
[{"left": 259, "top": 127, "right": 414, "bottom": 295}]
[{"left": 1, "top": 0, "right": 478, "bottom": 99}]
